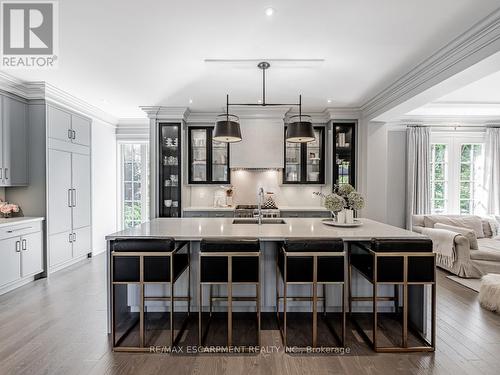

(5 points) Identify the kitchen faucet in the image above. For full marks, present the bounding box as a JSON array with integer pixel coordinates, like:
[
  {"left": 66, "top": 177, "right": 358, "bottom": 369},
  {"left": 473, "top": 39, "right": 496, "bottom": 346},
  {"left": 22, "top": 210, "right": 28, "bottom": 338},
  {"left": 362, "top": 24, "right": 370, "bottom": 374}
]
[{"left": 257, "top": 187, "right": 264, "bottom": 225}]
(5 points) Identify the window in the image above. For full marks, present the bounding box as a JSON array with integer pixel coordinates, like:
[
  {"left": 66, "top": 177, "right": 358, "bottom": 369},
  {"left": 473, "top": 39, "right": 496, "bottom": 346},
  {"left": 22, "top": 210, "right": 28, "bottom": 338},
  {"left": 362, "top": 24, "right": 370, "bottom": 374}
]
[
  {"left": 119, "top": 143, "right": 149, "bottom": 229},
  {"left": 459, "top": 144, "right": 485, "bottom": 214},
  {"left": 430, "top": 144, "right": 448, "bottom": 214},
  {"left": 430, "top": 133, "right": 486, "bottom": 215}
]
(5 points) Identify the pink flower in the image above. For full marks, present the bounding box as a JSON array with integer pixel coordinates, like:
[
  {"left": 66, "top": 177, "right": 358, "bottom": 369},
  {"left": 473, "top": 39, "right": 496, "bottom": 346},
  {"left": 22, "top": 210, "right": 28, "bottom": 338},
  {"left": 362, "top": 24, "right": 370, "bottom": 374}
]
[{"left": 0, "top": 203, "right": 20, "bottom": 214}]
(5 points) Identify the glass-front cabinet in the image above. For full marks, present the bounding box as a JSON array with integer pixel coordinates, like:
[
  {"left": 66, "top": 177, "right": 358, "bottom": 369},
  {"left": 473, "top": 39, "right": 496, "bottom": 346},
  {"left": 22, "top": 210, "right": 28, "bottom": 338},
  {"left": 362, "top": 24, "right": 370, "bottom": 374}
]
[
  {"left": 159, "top": 123, "right": 181, "bottom": 217},
  {"left": 333, "top": 122, "right": 356, "bottom": 187},
  {"left": 188, "top": 127, "right": 230, "bottom": 184},
  {"left": 283, "top": 127, "right": 325, "bottom": 184}
]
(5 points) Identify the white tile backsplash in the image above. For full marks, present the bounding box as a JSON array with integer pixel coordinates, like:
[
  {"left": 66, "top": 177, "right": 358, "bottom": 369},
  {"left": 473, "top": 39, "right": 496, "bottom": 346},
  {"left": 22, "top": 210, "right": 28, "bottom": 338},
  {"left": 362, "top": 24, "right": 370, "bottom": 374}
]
[{"left": 188, "top": 170, "right": 331, "bottom": 207}]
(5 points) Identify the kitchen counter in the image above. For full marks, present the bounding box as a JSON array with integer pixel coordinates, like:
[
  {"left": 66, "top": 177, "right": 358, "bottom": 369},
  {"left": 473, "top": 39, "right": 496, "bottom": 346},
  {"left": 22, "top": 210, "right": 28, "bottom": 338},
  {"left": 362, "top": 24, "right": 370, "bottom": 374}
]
[
  {"left": 106, "top": 217, "right": 422, "bottom": 241},
  {"left": 0, "top": 216, "right": 44, "bottom": 228},
  {"left": 106, "top": 217, "right": 426, "bottom": 334}
]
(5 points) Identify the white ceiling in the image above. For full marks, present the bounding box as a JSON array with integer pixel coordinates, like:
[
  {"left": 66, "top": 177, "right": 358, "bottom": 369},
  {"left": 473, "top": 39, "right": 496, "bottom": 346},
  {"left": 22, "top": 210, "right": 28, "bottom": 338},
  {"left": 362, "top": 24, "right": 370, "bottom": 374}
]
[
  {"left": 407, "top": 70, "right": 500, "bottom": 116},
  {"left": 4, "top": 0, "right": 500, "bottom": 118}
]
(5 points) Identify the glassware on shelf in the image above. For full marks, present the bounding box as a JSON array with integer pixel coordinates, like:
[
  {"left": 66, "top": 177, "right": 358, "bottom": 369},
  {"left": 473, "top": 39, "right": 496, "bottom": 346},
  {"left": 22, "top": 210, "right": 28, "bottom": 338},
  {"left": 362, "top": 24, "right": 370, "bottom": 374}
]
[{"left": 159, "top": 123, "right": 181, "bottom": 217}]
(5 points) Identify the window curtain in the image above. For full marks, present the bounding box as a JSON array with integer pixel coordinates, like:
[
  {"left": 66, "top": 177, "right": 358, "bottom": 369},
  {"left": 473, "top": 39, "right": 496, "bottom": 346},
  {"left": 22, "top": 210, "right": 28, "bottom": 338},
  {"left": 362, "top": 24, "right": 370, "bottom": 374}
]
[
  {"left": 484, "top": 127, "right": 500, "bottom": 215},
  {"left": 406, "top": 126, "right": 431, "bottom": 229}
]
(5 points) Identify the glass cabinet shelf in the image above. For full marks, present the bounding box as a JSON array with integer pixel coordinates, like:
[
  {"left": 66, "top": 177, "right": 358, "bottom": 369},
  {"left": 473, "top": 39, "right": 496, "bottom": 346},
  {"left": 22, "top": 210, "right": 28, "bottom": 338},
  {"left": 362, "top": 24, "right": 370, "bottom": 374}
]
[
  {"left": 188, "top": 126, "right": 230, "bottom": 184},
  {"left": 283, "top": 126, "right": 325, "bottom": 184},
  {"left": 333, "top": 122, "right": 356, "bottom": 187},
  {"left": 159, "top": 123, "right": 182, "bottom": 217}
]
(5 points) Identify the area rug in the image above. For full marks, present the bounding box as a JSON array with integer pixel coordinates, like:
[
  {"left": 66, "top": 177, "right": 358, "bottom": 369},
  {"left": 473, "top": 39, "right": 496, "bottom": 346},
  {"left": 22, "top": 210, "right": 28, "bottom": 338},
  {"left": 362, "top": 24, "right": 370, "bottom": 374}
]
[{"left": 446, "top": 275, "right": 481, "bottom": 292}]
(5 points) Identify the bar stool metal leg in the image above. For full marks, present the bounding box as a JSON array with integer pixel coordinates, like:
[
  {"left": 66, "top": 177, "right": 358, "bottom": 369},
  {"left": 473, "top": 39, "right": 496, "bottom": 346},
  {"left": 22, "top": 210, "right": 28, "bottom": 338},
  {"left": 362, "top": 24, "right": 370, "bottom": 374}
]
[
  {"left": 227, "top": 256, "right": 233, "bottom": 347},
  {"left": 312, "top": 256, "right": 318, "bottom": 348}
]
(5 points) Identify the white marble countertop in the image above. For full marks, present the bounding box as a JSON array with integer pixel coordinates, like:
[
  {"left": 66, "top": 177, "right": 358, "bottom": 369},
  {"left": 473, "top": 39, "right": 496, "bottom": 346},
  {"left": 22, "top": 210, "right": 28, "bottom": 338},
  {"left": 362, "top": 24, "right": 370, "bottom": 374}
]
[
  {"left": 106, "top": 217, "right": 423, "bottom": 241},
  {"left": 183, "top": 206, "right": 328, "bottom": 211},
  {"left": 0, "top": 217, "right": 44, "bottom": 228}
]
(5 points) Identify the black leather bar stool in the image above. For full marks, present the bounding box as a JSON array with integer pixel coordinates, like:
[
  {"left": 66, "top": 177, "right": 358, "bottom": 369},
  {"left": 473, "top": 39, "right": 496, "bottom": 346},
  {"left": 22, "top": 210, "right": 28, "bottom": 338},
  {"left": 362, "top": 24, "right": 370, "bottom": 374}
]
[
  {"left": 111, "top": 239, "right": 190, "bottom": 351},
  {"left": 276, "top": 239, "right": 345, "bottom": 350},
  {"left": 348, "top": 238, "right": 436, "bottom": 352},
  {"left": 199, "top": 238, "right": 261, "bottom": 349}
]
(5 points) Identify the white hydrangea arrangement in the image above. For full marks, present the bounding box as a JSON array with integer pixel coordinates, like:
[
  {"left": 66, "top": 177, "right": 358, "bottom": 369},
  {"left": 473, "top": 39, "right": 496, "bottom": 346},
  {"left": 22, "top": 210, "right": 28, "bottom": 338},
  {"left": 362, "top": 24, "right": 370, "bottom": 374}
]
[
  {"left": 313, "top": 191, "right": 344, "bottom": 212},
  {"left": 347, "top": 191, "right": 365, "bottom": 210},
  {"left": 315, "top": 184, "right": 365, "bottom": 212},
  {"left": 324, "top": 194, "right": 346, "bottom": 213}
]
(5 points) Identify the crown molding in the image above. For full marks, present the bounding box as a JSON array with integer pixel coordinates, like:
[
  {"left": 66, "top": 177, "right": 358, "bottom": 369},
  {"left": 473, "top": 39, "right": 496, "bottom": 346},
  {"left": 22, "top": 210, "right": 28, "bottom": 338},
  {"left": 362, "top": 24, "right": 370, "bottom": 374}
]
[
  {"left": 0, "top": 71, "right": 117, "bottom": 126},
  {"left": 140, "top": 106, "right": 189, "bottom": 121},
  {"left": 361, "top": 7, "right": 500, "bottom": 121},
  {"left": 397, "top": 115, "right": 500, "bottom": 127},
  {"left": 44, "top": 83, "right": 117, "bottom": 126},
  {"left": 116, "top": 118, "right": 150, "bottom": 127}
]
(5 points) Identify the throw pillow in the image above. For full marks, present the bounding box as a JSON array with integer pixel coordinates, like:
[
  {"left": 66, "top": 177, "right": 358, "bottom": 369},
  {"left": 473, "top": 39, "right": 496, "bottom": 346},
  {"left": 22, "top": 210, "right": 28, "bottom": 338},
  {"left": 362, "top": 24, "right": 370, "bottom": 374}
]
[{"left": 434, "top": 223, "right": 479, "bottom": 250}]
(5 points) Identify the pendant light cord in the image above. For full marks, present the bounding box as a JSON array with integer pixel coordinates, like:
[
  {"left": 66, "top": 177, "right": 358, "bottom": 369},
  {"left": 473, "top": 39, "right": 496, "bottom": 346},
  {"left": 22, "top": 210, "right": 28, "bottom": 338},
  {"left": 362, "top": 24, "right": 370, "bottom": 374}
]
[{"left": 262, "top": 66, "right": 266, "bottom": 105}]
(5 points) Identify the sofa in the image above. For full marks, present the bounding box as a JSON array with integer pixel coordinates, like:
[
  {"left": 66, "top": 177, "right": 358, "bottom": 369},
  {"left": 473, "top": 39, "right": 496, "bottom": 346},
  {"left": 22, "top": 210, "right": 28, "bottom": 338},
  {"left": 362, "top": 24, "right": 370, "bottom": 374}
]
[{"left": 412, "top": 214, "right": 500, "bottom": 278}]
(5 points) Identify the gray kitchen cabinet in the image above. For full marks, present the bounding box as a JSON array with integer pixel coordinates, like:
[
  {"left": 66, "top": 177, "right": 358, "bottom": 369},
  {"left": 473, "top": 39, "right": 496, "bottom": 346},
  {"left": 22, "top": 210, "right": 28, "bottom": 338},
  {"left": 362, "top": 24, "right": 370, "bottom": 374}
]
[
  {"left": 71, "top": 115, "right": 91, "bottom": 147},
  {"left": 47, "top": 105, "right": 91, "bottom": 147},
  {"left": 47, "top": 105, "right": 72, "bottom": 143},
  {"left": 280, "top": 210, "right": 331, "bottom": 218},
  {"left": 183, "top": 210, "right": 234, "bottom": 218},
  {"left": 72, "top": 153, "right": 91, "bottom": 229},
  {"left": 0, "top": 95, "right": 28, "bottom": 186},
  {"left": 47, "top": 147, "right": 92, "bottom": 269},
  {"left": 0, "top": 237, "right": 21, "bottom": 286},
  {"left": 21, "top": 231, "right": 43, "bottom": 277},
  {"left": 49, "top": 230, "right": 73, "bottom": 267},
  {"left": 72, "top": 226, "right": 91, "bottom": 258},
  {"left": 0, "top": 220, "right": 44, "bottom": 295},
  {"left": 48, "top": 148, "right": 73, "bottom": 235},
  {"left": 46, "top": 106, "right": 92, "bottom": 271}
]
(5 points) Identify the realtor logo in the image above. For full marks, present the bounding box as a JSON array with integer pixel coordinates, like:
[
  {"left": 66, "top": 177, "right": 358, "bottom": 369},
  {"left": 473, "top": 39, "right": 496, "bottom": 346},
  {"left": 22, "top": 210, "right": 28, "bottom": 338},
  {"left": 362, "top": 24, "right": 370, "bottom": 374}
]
[{"left": 1, "top": 1, "right": 58, "bottom": 68}]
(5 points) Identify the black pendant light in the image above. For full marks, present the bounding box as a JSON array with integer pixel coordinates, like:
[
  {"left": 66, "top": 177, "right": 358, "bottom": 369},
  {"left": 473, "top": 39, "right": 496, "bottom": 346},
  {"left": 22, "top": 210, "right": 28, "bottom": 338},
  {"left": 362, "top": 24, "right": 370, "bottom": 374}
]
[
  {"left": 285, "top": 95, "right": 315, "bottom": 143},
  {"left": 216, "top": 61, "right": 314, "bottom": 143},
  {"left": 213, "top": 94, "right": 242, "bottom": 143}
]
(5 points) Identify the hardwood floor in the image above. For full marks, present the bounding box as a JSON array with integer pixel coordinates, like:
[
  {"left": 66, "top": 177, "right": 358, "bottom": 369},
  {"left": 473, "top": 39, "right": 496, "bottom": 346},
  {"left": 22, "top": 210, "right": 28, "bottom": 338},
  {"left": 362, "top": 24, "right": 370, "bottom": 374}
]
[{"left": 1, "top": 253, "right": 500, "bottom": 375}]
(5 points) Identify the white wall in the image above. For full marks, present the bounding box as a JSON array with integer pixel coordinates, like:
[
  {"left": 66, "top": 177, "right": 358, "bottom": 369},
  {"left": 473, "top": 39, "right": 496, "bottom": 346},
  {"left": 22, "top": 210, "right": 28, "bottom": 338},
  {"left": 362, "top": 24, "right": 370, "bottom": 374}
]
[
  {"left": 91, "top": 120, "right": 117, "bottom": 254},
  {"left": 386, "top": 129, "right": 407, "bottom": 228},
  {"left": 358, "top": 120, "right": 407, "bottom": 228}
]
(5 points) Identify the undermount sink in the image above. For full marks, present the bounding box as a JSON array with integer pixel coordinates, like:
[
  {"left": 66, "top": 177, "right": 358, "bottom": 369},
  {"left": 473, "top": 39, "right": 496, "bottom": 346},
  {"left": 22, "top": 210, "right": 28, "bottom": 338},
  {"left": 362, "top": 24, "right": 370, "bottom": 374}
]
[{"left": 232, "top": 218, "right": 287, "bottom": 225}]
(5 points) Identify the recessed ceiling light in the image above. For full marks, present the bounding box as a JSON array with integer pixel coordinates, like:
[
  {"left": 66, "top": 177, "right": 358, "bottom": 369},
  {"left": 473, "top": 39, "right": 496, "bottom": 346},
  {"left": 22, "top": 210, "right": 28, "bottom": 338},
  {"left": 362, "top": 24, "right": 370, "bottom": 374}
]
[
  {"left": 327, "top": 99, "right": 332, "bottom": 104},
  {"left": 257, "top": 99, "right": 262, "bottom": 104},
  {"left": 265, "top": 7, "right": 275, "bottom": 16},
  {"left": 189, "top": 98, "right": 193, "bottom": 104}
]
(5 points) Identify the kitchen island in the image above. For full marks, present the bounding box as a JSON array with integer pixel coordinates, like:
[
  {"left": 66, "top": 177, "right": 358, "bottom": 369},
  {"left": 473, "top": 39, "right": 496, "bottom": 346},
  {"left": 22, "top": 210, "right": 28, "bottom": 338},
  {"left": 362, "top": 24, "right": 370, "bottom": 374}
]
[{"left": 106, "top": 217, "right": 427, "bottom": 334}]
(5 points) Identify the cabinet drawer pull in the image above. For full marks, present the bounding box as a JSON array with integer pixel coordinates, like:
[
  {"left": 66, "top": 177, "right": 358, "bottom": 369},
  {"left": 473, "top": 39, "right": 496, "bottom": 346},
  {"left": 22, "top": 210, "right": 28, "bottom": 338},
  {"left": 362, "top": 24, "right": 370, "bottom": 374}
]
[
  {"left": 21, "top": 239, "right": 27, "bottom": 251},
  {"left": 0, "top": 168, "right": 2, "bottom": 179},
  {"left": 72, "top": 189, "right": 76, "bottom": 207},
  {"left": 73, "top": 232, "right": 77, "bottom": 242},
  {"left": 215, "top": 213, "right": 224, "bottom": 217},
  {"left": 72, "top": 130, "right": 76, "bottom": 139},
  {"left": 68, "top": 129, "right": 72, "bottom": 139},
  {"left": 68, "top": 189, "right": 72, "bottom": 207},
  {"left": 6, "top": 226, "right": 33, "bottom": 233},
  {"left": 69, "top": 233, "right": 73, "bottom": 243},
  {"left": 4, "top": 168, "right": 8, "bottom": 180},
  {"left": 15, "top": 241, "right": 21, "bottom": 252}
]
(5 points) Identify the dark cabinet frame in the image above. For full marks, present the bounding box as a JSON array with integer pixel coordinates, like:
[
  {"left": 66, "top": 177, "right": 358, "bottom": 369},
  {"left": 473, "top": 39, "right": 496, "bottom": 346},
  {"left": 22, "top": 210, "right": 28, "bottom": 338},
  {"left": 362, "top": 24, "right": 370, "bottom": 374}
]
[
  {"left": 283, "top": 126, "right": 326, "bottom": 184},
  {"left": 158, "top": 122, "right": 182, "bottom": 217},
  {"left": 333, "top": 122, "right": 356, "bottom": 188},
  {"left": 188, "top": 126, "right": 230, "bottom": 184}
]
